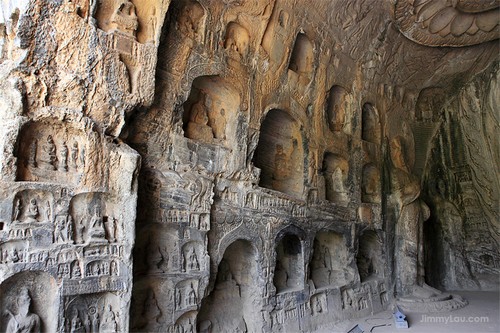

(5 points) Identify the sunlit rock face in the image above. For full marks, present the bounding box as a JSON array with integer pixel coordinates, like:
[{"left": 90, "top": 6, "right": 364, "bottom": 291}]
[{"left": 0, "top": 0, "right": 498, "bottom": 332}]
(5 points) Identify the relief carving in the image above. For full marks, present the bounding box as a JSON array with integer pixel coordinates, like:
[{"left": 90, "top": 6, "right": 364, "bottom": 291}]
[
  {"left": 325, "top": 86, "right": 348, "bottom": 133},
  {"left": 224, "top": 22, "right": 250, "bottom": 59},
  {"left": 395, "top": 0, "right": 500, "bottom": 46},
  {"left": 323, "top": 154, "right": 350, "bottom": 205},
  {"left": 5, "top": 288, "right": 41, "bottom": 333},
  {"left": 177, "top": 1, "right": 205, "bottom": 40},
  {"left": 110, "top": 1, "right": 139, "bottom": 38},
  {"left": 3, "top": 1, "right": 496, "bottom": 332},
  {"left": 390, "top": 136, "right": 430, "bottom": 296}
]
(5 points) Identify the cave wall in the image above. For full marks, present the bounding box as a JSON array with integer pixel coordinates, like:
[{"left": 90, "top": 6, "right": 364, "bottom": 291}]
[
  {"left": 423, "top": 63, "right": 500, "bottom": 291},
  {"left": 0, "top": 0, "right": 498, "bottom": 332}
]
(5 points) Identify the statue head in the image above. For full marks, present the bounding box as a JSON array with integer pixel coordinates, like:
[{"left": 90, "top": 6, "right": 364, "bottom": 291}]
[{"left": 224, "top": 22, "right": 250, "bottom": 57}]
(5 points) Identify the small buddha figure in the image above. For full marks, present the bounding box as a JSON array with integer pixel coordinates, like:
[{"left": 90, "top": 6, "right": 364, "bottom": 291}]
[
  {"left": 13, "top": 198, "right": 21, "bottom": 221},
  {"left": 187, "top": 283, "right": 197, "bottom": 305},
  {"left": 188, "top": 248, "right": 199, "bottom": 271},
  {"left": 185, "top": 93, "right": 214, "bottom": 142},
  {"left": 273, "top": 144, "right": 294, "bottom": 182},
  {"left": 60, "top": 142, "right": 69, "bottom": 171},
  {"left": 70, "top": 309, "right": 84, "bottom": 333},
  {"left": 25, "top": 199, "right": 39, "bottom": 223},
  {"left": 143, "top": 289, "right": 162, "bottom": 325},
  {"left": 87, "top": 207, "right": 107, "bottom": 243},
  {"left": 100, "top": 304, "right": 118, "bottom": 333},
  {"left": 40, "top": 135, "right": 57, "bottom": 170},
  {"left": 70, "top": 142, "right": 79, "bottom": 169}
]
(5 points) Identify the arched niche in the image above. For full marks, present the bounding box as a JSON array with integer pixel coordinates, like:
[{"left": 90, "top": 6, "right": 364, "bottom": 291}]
[
  {"left": 288, "top": 33, "right": 313, "bottom": 75},
  {"left": 361, "top": 103, "right": 381, "bottom": 144},
  {"left": 0, "top": 271, "right": 58, "bottom": 333},
  {"left": 361, "top": 163, "right": 381, "bottom": 204},
  {"left": 356, "top": 230, "right": 384, "bottom": 282},
  {"left": 174, "top": 311, "right": 197, "bottom": 333},
  {"left": 325, "top": 85, "right": 348, "bottom": 132},
  {"left": 323, "top": 153, "right": 349, "bottom": 205},
  {"left": 12, "top": 189, "right": 55, "bottom": 224},
  {"left": 174, "top": 279, "right": 199, "bottom": 312},
  {"left": 274, "top": 233, "right": 304, "bottom": 293},
  {"left": 198, "top": 240, "right": 258, "bottom": 333},
  {"left": 182, "top": 76, "right": 240, "bottom": 146},
  {"left": 224, "top": 21, "right": 250, "bottom": 58},
  {"left": 253, "top": 109, "right": 304, "bottom": 198},
  {"left": 181, "top": 241, "right": 204, "bottom": 273},
  {"left": 69, "top": 192, "right": 117, "bottom": 245},
  {"left": 310, "top": 231, "right": 353, "bottom": 288},
  {"left": 63, "top": 292, "right": 122, "bottom": 333},
  {"left": 15, "top": 120, "right": 90, "bottom": 185}
]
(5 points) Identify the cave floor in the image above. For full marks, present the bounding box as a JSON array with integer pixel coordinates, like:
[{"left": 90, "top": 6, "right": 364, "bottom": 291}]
[{"left": 317, "top": 291, "right": 500, "bottom": 333}]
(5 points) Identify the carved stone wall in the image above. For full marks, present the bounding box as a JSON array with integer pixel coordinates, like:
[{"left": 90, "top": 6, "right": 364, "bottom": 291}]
[
  {"left": 423, "top": 63, "right": 500, "bottom": 291},
  {"left": 0, "top": 1, "right": 155, "bottom": 331},
  {"left": 0, "top": 0, "right": 498, "bottom": 332}
]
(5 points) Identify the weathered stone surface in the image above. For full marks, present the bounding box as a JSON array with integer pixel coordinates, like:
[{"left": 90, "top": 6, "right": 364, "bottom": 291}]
[{"left": 0, "top": 0, "right": 498, "bottom": 332}]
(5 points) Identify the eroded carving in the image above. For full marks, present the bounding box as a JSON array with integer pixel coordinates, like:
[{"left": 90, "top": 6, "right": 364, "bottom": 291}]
[
  {"left": 224, "top": 22, "right": 250, "bottom": 59},
  {"left": 323, "top": 154, "right": 350, "bottom": 205},
  {"left": 253, "top": 109, "right": 304, "bottom": 197},
  {"left": 310, "top": 231, "right": 354, "bottom": 288},
  {"left": 325, "top": 86, "right": 348, "bottom": 133}
]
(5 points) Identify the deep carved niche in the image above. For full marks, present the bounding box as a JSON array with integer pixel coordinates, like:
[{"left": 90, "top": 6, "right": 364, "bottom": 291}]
[
  {"left": 288, "top": 33, "right": 314, "bottom": 75},
  {"left": 361, "top": 163, "right": 381, "bottom": 204},
  {"left": 183, "top": 76, "right": 240, "bottom": 146},
  {"left": 198, "top": 240, "right": 258, "bottom": 333},
  {"left": 253, "top": 109, "right": 304, "bottom": 198},
  {"left": 323, "top": 153, "right": 349, "bottom": 205},
  {"left": 273, "top": 233, "right": 304, "bottom": 293},
  {"left": 16, "top": 121, "right": 88, "bottom": 185},
  {"left": 361, "top": 103, "right": 381, "bottom": 144},
  {"left": 356, "top": 230, "right": 384, "bottom": 282},
  {"left": 325, "top": 85, "right": 348, "bottom": 133},
  {"left": 310, "top": 231, "right": 353, "bottom": 288},
  {"left": 0, "top": 271, "right": 58, "bottom": 333},
  {"left": 224, "top": 22, "right": 250, "bottom": 58}
]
